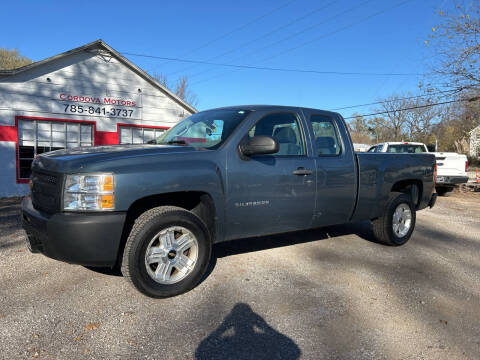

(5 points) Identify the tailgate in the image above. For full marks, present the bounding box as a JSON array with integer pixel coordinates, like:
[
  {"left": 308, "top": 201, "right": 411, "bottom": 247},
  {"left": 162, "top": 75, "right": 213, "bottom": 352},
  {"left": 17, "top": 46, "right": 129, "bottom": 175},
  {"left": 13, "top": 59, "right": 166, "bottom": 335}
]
[{"left": 434, "top": 152, "right": 467, "bottom": 177}]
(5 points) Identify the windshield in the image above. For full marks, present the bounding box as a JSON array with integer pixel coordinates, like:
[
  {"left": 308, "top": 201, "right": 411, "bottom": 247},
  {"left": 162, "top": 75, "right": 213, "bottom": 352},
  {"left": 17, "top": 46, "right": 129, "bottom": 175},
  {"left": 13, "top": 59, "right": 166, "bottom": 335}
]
[
  {"left": 387, "top": 144, "right": 426, "bottom": 153},
  {"left": 155, "top": 109, "right": 251, "bottom": 149}
]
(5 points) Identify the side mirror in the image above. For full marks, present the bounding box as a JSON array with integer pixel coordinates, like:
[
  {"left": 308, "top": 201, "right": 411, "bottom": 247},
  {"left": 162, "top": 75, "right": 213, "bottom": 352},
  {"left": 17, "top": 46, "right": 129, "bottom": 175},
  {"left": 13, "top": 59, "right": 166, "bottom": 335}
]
[{"left": 240, "top": 136, "right": 279, "bottom": 156}]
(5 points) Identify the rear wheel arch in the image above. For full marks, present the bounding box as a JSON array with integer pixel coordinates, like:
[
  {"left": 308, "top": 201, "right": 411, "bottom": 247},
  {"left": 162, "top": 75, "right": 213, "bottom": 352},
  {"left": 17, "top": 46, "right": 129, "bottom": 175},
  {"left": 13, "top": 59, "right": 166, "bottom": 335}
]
[{"left": 391, "top": 179, "right": 423, "bottom": 208}]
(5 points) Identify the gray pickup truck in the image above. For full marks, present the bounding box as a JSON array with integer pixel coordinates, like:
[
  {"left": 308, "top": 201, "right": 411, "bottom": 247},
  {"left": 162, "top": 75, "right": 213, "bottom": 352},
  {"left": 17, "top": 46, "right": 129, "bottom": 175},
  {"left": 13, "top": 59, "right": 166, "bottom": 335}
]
[{"left": 22, "top": 105, "right": 437, "bottom": 298}]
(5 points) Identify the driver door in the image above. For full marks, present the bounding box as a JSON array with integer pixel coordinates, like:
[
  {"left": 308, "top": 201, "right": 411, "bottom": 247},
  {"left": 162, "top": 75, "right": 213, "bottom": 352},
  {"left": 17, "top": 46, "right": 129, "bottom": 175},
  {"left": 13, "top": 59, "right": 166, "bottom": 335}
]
[{"left": 224, "top": 110, "right": 316, "bottom": 240}]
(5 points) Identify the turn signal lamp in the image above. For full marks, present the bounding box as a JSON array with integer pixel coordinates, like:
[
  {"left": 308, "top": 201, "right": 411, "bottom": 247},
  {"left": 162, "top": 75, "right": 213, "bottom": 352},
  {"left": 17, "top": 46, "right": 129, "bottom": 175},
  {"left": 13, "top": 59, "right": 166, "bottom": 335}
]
[{"left": 63, "top": 174, "right": 115, "bottom": 211}]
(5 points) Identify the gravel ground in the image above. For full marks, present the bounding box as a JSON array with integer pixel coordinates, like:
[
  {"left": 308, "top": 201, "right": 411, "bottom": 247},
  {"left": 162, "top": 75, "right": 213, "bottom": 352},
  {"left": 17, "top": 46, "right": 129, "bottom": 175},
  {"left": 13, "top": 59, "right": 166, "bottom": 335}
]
[{"left": 1, "top": 193, "right": 479, "bottom": 360}]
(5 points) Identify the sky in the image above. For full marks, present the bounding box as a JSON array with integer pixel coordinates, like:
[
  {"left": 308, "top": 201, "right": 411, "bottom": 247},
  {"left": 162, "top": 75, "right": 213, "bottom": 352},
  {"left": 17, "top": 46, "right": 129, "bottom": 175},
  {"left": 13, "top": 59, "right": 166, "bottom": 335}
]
[{"left": 1, "top": 0, "right": 453, "bottom": 119}]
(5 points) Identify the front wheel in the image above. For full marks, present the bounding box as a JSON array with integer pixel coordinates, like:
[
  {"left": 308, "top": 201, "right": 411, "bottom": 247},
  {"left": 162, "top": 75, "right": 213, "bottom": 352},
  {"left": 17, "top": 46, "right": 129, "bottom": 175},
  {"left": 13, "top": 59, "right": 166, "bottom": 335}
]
[
  {"left": 121, "top": 206, "right": 212, "bottom": 298},
  {"left": 372, "top": 192, "right": 416, "bottom": 246}
]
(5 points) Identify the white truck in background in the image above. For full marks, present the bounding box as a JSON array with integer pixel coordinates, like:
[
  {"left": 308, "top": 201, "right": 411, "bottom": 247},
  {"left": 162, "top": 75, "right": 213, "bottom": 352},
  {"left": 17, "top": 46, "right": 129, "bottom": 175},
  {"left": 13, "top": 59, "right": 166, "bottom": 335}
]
[{"left": 367, "top": 142, "right": 469, "bottom": 196}]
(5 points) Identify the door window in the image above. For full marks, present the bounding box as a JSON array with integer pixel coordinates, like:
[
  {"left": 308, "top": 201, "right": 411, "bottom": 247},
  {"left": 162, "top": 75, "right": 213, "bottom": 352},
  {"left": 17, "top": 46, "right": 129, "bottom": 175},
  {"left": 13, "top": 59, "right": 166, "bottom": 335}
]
[
  {"left": 248, "top": 112, "right": 305, "bottom": 156},
  {"left": 310, "top": 115, "right": 341, "bottom": 156}
]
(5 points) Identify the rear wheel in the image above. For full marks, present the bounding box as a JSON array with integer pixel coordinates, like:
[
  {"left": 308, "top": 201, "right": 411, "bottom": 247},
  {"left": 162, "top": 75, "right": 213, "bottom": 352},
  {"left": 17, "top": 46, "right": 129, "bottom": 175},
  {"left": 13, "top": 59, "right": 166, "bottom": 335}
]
[
  {"left": 372, "top": 192, "right": 416, "bottom": 246},
  {"left": 121, "top": 206, "right": 212, "bottom": 298}
]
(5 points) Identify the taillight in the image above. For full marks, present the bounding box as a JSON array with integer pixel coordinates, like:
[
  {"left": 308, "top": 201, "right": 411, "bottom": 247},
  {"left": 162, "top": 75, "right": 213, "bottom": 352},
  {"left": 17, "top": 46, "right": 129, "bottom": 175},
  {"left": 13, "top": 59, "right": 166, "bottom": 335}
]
[{"left": 465, "top": 160, "right": 468, "bottom": 173}]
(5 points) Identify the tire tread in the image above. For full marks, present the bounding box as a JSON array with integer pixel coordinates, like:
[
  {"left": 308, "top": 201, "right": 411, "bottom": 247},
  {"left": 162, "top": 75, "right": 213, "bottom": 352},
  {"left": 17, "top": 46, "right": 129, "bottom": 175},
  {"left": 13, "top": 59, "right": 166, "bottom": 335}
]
[
  {"left": 372, "top": 192, "right": 415, "bottom": 246},
  {"left": 121, "top": 206, "right": 211, "bottom": 297}
]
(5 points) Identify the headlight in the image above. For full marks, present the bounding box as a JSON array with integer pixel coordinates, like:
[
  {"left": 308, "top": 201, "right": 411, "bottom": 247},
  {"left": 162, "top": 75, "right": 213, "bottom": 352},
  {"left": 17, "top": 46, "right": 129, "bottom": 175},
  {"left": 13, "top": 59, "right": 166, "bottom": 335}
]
[{"left": 63, "top": 173, "right": 115, "bottom": 211}]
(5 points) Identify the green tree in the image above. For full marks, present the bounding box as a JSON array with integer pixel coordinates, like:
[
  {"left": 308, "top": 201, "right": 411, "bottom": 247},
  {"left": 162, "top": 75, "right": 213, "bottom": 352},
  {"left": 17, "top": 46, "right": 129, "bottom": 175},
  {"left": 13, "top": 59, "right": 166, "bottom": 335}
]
[
  {"left": 0, "top": 48, "right": 32, "bottom": 70},
  {"left": 367, "top": 116, "right": 391, "bottom": 143},
  {"left": 348, "top": 114, "right": 371, "bottom": 143}
]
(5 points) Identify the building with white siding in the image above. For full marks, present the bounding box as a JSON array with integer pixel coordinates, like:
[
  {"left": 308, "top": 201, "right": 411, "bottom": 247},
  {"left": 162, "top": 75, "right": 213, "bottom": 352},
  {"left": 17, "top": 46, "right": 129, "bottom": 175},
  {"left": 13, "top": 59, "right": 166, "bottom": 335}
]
[
  {"left": 0, "top": 40, "right": 196, "bottom": 197},
  {"left": 470, "top": 125, "right": 480, "bottom": 158}
]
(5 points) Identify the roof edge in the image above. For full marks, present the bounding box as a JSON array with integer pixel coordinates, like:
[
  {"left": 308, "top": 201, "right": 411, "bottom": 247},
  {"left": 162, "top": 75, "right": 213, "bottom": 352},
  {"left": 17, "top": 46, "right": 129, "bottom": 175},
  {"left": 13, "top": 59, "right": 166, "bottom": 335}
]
[{"left": 0, "top": 39, "right": 197, "bottom": 114}]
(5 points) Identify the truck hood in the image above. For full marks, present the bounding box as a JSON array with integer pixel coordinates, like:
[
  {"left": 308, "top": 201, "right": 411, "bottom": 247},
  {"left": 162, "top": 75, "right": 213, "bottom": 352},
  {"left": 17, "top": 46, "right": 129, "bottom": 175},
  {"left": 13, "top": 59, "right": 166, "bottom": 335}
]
[{"left": 34, "top": 144, "right": 203, "bottom": 173}]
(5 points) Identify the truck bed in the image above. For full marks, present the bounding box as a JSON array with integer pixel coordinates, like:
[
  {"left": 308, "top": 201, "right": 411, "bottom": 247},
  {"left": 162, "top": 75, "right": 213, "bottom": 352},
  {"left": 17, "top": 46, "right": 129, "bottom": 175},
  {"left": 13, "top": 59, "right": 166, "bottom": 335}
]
[{"left": 351, "top": 152, "right": 436, "bottom": 221}]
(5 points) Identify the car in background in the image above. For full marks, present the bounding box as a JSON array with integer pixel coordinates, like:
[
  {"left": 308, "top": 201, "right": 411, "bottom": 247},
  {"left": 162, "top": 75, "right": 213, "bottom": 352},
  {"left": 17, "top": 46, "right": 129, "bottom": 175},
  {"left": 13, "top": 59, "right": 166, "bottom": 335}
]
[
  {"left": 353, "top": 143, "right": 371, "bottom": 152},
  {"left": 368, "top": 142, "right": 469, "bottom": 196}
]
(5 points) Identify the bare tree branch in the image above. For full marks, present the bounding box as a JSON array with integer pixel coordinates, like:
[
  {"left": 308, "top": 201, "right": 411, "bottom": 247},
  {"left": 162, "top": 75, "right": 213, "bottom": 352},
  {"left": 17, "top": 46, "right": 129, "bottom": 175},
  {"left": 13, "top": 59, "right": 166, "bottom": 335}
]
[
  {"left": 151, "top": 73, "right": 198, "bottom": 107},
  {"left": 427, "top": 1, "right": 480, "bottom": 87},
  {"left": 0, "top": 48, "right": 32, "bottom": 70}
]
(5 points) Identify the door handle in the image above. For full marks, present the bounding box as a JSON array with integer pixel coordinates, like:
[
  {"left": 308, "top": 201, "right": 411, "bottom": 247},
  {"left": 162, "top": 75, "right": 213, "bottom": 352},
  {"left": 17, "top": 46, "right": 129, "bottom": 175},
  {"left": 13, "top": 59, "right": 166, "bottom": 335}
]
[{"left": 292, "top": 167, "right": 312, "bottom": 176}]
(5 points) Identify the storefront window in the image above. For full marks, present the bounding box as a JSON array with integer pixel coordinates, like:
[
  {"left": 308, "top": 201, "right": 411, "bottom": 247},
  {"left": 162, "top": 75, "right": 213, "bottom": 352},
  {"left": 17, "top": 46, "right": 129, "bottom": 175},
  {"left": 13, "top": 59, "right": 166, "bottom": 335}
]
[
  {"left": 119, "top": 126, "right": 167, "bottom": 144},
  {"left": 17, "top": 119, "right": 93, "bottom": 179}
]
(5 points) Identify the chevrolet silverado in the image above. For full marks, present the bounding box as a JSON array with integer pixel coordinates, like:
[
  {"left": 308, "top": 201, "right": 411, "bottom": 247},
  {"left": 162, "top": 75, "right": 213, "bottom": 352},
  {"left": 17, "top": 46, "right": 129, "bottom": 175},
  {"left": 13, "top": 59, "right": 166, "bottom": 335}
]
[{"left": 22, "top": 106, "right": 437, "bottom": 297}]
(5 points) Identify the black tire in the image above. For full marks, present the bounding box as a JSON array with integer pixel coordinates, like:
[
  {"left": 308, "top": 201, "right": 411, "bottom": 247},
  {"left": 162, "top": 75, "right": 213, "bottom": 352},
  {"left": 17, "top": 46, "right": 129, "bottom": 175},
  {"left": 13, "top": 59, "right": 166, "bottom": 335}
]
[
  {"left": 372, "top": 192, "right": 416, "bottom": 246},
  {"left": 436, "top": 186, "right": 453, "bottom": 196},
  {"left": 121, "top": 206, "right": 212, "bottom": 298}
]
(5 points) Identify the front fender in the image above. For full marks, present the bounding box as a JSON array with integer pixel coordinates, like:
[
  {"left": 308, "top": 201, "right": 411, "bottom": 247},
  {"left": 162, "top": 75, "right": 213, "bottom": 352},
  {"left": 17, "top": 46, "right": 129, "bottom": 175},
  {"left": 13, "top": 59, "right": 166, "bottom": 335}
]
[{"left": 94, "top": 153, "right": 227, "bottom": 242}]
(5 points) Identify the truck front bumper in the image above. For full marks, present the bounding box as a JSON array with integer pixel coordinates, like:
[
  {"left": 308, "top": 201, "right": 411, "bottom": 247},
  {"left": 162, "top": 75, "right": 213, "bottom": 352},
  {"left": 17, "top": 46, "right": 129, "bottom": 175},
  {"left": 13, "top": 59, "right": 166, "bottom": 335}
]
[
  {"left": 21, "top": 196, "right": 126, "bottom": 267},
  {"left": 436, "top": 175, "right": 469, "bottom": 185}
]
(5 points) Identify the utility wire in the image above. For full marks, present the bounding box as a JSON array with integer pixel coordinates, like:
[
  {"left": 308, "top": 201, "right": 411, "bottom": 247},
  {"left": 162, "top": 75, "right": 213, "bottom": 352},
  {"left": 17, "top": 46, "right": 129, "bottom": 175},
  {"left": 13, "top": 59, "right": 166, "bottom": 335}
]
[
  {"left": 239, "top": 0, "right": 375, "bottom": 64},
  {"left": 121, "top": 53, "right": 424, "bottom": 77},
  {"left": 132, "top": 0, "right": 376, "bottom": 81},
  {"left": 166, "top": 0, "right": 338, "bottom": 77},
  {"left": 190, "top": 0, "right": 414, "bottom": 86},
  {"left": 123, "top": 0, "right": 415, "bottom": 85},
  {"left": 153, "top": 0, "right": 300, "bottom": 70},
  {"left": 343, "top": 96, "right": 480, "bottom": 119},
  {"left": 183, "top": 0, "right": 300, "bottom": 56},
  {"left": 186, "top": 0, "right": 376, "bottom": 81},
  {"left": 330, "top": 88, "right": 464, "bottom": 111},
  {"left": 269, "top": 0, "right": 414, "bottom": 61}
]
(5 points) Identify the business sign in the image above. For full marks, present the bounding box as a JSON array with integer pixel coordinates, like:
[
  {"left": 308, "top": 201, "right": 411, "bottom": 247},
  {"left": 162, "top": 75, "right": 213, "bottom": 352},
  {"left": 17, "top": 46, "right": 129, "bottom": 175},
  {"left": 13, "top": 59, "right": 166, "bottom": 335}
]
[{"left": 52, "top": 93, "right": 142, "bottom": 119}]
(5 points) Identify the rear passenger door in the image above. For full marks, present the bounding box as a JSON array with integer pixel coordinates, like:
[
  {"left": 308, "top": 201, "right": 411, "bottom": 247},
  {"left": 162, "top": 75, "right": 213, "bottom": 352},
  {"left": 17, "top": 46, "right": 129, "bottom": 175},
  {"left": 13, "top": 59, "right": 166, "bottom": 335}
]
[{"left": 302, "top": 110, "right": 357, "bottom": 227}]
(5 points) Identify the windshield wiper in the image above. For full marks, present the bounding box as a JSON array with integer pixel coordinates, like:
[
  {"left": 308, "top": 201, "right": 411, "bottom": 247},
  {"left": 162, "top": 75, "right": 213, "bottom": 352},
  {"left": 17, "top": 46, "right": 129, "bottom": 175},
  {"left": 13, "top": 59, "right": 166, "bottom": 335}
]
[{"left": 159, "top": 140, "right": 187, "bottom": 146}]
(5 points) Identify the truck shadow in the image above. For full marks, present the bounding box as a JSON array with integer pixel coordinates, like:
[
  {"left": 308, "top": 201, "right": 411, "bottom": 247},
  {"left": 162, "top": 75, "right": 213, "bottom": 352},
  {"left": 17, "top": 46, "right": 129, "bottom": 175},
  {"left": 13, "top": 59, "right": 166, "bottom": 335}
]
[
  {"left": 85, "top": 221, "right": 375, "bottom": 279},
  {"left": 201, "top": 221, "right": 374, "bottom": 283},
  {"left": 214, "top": 221, "right": 373, "bottom": 257},
  {"left": 195, "top": 302, "right": 301, "bottom": 360}
]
